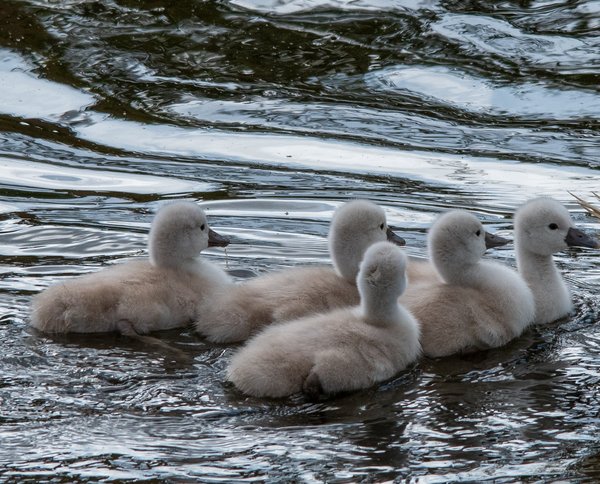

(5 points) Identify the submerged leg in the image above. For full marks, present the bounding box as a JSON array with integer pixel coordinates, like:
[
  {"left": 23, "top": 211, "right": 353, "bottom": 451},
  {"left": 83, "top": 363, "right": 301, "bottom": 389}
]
[
  {"left": 117, "top": 319, "right": 139, "bottom": 337},
  {"left": 117, "top": 319, "right": 191, "bottom": 362},
  {"left": 302, "top": 370, "right": 324, "bottom": 400}
]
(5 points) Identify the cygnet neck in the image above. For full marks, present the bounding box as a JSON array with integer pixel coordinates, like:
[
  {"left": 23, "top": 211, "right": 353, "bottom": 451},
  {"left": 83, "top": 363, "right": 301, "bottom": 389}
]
[
  {"left": 149, "top": 233, "right": 199, "bottom": 271},
  {"left": 434, "top": 254, "right": 483, "bottom": 287},
  {"left": 150, "top": 250, "right": 195, "bottom": 271},
  {"left": 331, "top": 245, "right": 362, "bottom": 284},
  {"left": 362, "top": 294, "right": 402, "bottom": 327},
  {"left": 360, "top": 276, "right": 405, "bottom": 326},
  {"left": 515, "top": 244, "right": 562, "bottom": 292}
]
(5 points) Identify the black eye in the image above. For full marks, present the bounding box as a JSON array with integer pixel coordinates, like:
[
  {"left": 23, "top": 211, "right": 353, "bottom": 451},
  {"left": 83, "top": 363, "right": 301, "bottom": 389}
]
[
  {"left": 200, "top": 224, "right": 205, "bottom": 231},
  {"left": 549, "top": 223, "right": 558, "bottom": 230},
  {"left": 476, "top": 230, "right": 481, "bottom": 236},
  {"left": 380, "top": 223, "right": 385, "bottom": 230}
]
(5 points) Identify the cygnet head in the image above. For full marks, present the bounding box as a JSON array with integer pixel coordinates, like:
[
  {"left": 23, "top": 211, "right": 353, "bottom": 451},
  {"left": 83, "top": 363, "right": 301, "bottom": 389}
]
[
  {"left": 149, "top": 202, "right": 229, "bottom": 269},
  {"left": 328, "top": 200, "right": 405, "bottom": 284},
  {"left": 428, "top": 210, "right": 488, "bottom": 285},
  {"left": 514, "top": 197, "right": 600, "bottom": 257},
  {"left": 357, "top": 241, "right": 408, "bottom": 322}
]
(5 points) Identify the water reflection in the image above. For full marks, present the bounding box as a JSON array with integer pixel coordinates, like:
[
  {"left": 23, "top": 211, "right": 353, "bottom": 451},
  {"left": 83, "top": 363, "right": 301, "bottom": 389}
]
[{"left": 374, "top": 64, "right": 600, "bottom": 118}]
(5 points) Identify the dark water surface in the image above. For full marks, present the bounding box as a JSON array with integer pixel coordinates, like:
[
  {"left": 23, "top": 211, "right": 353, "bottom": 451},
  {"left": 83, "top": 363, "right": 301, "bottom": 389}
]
[{"left": 2, "top": 0, "right": 600, "bottom": 482}]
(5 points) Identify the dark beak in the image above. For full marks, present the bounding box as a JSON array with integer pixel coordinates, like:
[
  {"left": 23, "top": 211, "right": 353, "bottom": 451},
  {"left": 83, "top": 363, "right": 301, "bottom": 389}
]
[
  {"left": 565, "top": 227, "right": 600, "bottom": 249},
  {"left": 208, "top": 229, "right": 230, "bottom": 248},
  {"left": 387, "top": 227, "right": 406, "bottom": 246},
  {"left": 485, "top": 231, "right": 509, "bottom": 249}
]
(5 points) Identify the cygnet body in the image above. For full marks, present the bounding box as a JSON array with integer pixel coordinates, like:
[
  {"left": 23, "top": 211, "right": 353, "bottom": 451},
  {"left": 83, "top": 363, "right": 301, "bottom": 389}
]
[
  {"left": 227, "top": 241, "right": 420, "bottom": 398},
  {"left": 514, "top": 197, "right": 599, "bottom": 325},
  {"left": 195, "top": 200, "right": 405, "bottom": 343},
  {"left": 399, "top": 210, "right": 536, "bottom": 358},
  {"left": 30, "top": 202, "right": 231, "bottom": 334}
]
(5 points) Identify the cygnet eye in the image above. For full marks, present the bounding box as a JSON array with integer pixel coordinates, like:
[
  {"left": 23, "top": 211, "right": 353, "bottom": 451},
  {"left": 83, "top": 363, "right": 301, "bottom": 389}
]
[
  {"left": 548, "top": 223, "right": 558, "bottom": 230},
  {"left": 200, "top": 224, "right": 205, "bottom": 231},
  {"left": 476, "top": 230, "right": 481, "bottom": 236},
  {"left": 380, "top": 223, "right": 385, "bottom": 230}
]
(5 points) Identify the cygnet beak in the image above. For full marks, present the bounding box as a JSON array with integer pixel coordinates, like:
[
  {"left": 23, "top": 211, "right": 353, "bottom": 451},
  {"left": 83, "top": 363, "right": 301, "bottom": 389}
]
[
  {"left": 565, "top": 227, "right": 600, "bottom": 249},
  {"left": 386, "top": 227, "right": 406, "bottom": 246},
  {"left": 208, "top": 229, "right": 230, "bottom": 248},
  {"left": 485, "top": 231, "right": 510, "bottom": 249}
]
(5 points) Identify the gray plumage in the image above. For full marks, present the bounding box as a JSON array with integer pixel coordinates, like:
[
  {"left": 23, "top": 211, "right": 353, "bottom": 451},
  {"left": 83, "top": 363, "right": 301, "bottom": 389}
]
[
  {"left": 30, "top": 202, "right": 231, "bottom": 333},
  {"left": 515, "top": 197, "right": 599, "bottom": 324},
  {"left": 195, "top": 200, "right": 394, "bottom": 343},
  {"left": 227, "top": 241, "right": 421, "bottom": 398},
  {"left": 399, "top": 210, "right": 536, "bottom": 358}
]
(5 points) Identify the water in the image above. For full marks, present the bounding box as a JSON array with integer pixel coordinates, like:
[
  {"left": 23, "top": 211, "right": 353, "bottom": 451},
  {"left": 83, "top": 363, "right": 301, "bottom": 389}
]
[{"left": 1, "top": 0, "right": 600, "bottom": 481}]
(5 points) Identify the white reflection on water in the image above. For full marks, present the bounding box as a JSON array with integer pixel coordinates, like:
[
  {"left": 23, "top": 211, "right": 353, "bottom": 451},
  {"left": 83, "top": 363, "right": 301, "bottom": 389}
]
[
  {"left": 0, "top": 156, "right": 214, "bottom": 194},
  {"left": 432, "top": 14, "right": 596, "bottom": 67},
  {"left": 2, "top": 47, "right": 600, "bottom": 204},
  {"left": 0, "top": 51, "right": 94, "bottom": 121},
  {"left": 373, "top": 64, "right": 600, "bottom": 118},
  {"left": 78, "top": 118, "right": 600, "bottom": 201},
  {"left": 229, "top": 0, "right": 440, "bottom": 14}
]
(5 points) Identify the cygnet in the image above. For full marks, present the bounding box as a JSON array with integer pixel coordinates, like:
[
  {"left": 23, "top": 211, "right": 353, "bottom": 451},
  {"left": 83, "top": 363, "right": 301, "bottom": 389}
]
[
  {"left": 30, "top": 201, "right": 231, "bottom": 334},
  {"left": 514, "top": 197, "right": 599, "bottom": 324},
  {"left": 399, "top": 210, "right": 536, "bottom": 358},
  {"left": 195, "top": 199, "right": 405, "bottom": 343},
  {"left": 226, "top": 241, "right": 420, "bottom": 398}
]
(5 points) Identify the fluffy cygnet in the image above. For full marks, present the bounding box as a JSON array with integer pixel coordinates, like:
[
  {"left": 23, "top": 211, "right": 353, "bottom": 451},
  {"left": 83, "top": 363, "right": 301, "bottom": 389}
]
[
  {"left": 195, "top": 199, "right": 405, "bottom": 343},
  {"left": 30, "top": 201, "right": 231, "bottom": 334},
  {"left": 514, "top": 197, "right": 599, "bottom": 325},
  {"left": 226, "top": 241, "right": 421, "bottom": 398},
  {"left": 399, "top": 210, "right": 536, "bottom": 358}
]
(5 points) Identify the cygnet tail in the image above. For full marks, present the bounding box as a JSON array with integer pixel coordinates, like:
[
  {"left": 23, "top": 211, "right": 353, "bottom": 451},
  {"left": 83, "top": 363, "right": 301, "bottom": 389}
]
[
  {"left": 30, "top": 289, "right": 69, "bottom": 332},
  {"left": 227, "top": 344, "right": 307, "bottom": 398}
]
